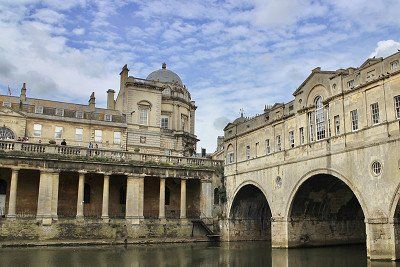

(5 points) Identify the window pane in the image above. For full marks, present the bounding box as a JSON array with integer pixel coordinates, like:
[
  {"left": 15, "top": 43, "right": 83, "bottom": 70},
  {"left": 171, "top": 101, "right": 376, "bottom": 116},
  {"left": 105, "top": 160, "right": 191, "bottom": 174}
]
[
  {"left": 54, "top": 126, "right": 63, "bottom": 139},
  {"left": 33, "top": 124, "right": 42, "bottom": 137},
  {"left": 95, "top": 130, "right": 102, "bottom": 142},
  {"left": 114, "top": 131, "right": 121, "bottom": 144},
  {"left": 371, "top": 103, "right": 379, "bottom": 124},
  {"left": 75, "top": 128, "right": 83, "bottom": 141},
  {"left": 395, "top": 95, "right": 400, "bottom": 119}
]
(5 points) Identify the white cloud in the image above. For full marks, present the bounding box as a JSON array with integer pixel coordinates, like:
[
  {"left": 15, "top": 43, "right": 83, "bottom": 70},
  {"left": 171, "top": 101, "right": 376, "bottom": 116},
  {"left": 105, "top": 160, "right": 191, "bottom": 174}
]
[
  {"left": 72, "top": 27, "right": 85, "bottom": 35},
  {"left": 369, "top": 40, "right": 400, "bottom": 58}
]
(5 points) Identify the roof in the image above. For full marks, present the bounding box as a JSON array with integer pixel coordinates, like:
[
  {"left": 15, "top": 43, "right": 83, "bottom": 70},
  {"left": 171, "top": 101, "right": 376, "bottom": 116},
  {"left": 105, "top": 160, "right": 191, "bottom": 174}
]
[{"left": 146, "top": 63, "right": 183, "bottom": 86}]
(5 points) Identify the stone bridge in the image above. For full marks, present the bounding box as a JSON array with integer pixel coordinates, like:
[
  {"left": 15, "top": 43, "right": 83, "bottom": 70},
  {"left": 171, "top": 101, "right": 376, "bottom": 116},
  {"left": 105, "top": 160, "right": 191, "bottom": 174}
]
[{"left": 222, "top": 126, "right": 400, "bottom": 261}]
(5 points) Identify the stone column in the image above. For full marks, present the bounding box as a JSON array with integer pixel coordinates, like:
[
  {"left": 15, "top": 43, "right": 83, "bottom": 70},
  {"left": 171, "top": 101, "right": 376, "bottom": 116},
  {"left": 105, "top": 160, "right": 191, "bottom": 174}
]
[
  {"left": 180, "top": 178, "right": 187, "bottom": 220},
  {"left": 200, "top": 179, "right": 212, "bottom": 219},
  {"left": 76, "top": 171, "right": 85, "bottom": 220},
  {"left": 159, "top": 176, "right": 166, "bottom": 220},
  {"left": 125, "top": 174, "right": 144, "bottom": 224},
  {"left": 271, "top": 217, "right": 289, "bottom": 248},
  {"left": 37, "top": 169, "right": 58, "bottom": 225},
  {"left": 366, "top": 218, "right": 398, "bottom": 261},
  {"left": 101, "top": 174, "right": 110, "bottom": 222},
  {"left": 51, "top": 171, "right": 59, "bottom": 220},
  {"left": 6, "top": 168, "right": 19, "bottom": 219}
]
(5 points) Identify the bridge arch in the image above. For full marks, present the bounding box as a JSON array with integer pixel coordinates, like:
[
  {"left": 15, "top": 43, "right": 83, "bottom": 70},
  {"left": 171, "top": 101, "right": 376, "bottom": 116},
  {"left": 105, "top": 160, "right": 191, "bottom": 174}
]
[
  {"left": 285, "top": 168, "right": 367, "bottom": 247},
  {"left": 228, "top": 181, "right": 272, "bottom": 241}
]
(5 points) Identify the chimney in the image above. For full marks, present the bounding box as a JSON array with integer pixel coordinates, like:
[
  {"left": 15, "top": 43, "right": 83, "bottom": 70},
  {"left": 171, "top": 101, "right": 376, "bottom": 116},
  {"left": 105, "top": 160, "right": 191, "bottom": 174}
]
[
  {"left": 89, "top": 92, "right": 96, "bottom": 110},
  {"left": 107, "top": 89, "right": 115, "bottom": 109},
  {"left": 20, "top": 83, "right": 27, "bottom": 102},
  {"left": 119, "top": 64, "right": 129, "bottom": 91}
]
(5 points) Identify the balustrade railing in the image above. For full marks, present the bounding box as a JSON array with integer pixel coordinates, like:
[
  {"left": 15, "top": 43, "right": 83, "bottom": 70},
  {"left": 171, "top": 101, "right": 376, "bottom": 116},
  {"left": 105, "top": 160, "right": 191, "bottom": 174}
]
[{"left": 0, "top": 140, "right": 223, "bottom": 168}]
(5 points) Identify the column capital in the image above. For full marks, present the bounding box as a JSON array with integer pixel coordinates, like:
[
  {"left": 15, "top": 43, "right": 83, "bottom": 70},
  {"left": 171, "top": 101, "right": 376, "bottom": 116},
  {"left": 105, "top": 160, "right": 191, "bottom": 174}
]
[
  {"left": 78, "top": 170, "right": 87, "bottom": 175},
  {"left": 181, "top": 177, "right": 189, "bottom": 180},
  {"left": 11, "top": 167, "right": 20, "bottom": 172},
  {"left": 201, "top": 179, "right": 212, "bottom": 184}
]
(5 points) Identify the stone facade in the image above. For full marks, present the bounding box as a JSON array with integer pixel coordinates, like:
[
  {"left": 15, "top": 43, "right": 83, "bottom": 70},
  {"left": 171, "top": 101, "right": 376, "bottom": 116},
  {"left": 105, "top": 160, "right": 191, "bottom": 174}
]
[
  {"left": 0, "top": 63, "right": 197, "bottom": 156},
  {"left": 0, "top": 62, "right": 221, "bottom": 245},
  {"left": 218, "top": 52, "right": 400, "bottom": 260}
]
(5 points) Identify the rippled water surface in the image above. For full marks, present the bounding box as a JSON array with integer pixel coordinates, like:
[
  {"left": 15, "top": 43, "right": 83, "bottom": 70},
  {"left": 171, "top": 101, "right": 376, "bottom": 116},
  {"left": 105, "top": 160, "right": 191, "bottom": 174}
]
[{"left": 0, "top": 242, "right": 398, "bottom": 267}]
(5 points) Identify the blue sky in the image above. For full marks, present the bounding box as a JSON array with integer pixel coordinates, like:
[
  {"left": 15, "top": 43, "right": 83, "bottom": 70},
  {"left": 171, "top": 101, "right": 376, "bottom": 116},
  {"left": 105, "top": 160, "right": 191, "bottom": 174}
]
[{"left": 0, "top": 0, "right": 400, "bottom": 151}]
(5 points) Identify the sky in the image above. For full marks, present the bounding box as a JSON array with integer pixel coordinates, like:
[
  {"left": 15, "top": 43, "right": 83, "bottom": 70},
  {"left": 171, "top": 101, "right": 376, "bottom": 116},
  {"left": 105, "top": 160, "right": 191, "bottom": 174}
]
[{"left": 0, "top": 0, "right": 400, "bottom": 152}]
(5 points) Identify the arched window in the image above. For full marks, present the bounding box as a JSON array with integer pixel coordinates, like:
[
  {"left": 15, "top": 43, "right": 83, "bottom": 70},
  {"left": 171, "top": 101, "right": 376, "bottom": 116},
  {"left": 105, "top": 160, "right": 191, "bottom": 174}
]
[
  {"left": 119, "top": 186, "right": 126, "bottom": 205},
  {"left": 314, "top": 96, "right": 325, "bottom": 140},
  {"left": 214, "top": 188, "right": 219, "bottom": 205},
  {"left": 226, "top": 144, "right": 235, "bottom": 164},
  {"left": 0, "top": 127, "right": 15, "bottom": 140},
  {"left": 84, "top": 183, "right": 91, "bottom": 203},
  {"left": 0, "top": 179, "right": 6, "bottom": 195},
  {"left": 165, "top": 186, "right": 170, "bottom": 205}
]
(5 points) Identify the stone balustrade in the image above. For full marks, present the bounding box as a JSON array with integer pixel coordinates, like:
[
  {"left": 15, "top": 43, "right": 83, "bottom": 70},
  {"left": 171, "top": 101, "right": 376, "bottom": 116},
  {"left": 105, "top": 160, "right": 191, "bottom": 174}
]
[{"left": 0, "top": 140, "right": 222, "bottom": 168}]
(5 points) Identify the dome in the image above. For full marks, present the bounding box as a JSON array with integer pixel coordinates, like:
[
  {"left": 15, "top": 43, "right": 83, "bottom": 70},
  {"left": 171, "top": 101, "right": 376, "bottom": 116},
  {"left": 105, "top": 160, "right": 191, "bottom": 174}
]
[{"left": 146, "top": 63, "right": 183, "bottom": 86}]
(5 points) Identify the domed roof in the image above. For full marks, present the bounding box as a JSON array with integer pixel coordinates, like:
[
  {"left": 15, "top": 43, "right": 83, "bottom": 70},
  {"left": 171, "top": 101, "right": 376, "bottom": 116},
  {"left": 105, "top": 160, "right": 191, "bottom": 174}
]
[{"left": 146, "top": 63, "right": 183, "bottom": 86}]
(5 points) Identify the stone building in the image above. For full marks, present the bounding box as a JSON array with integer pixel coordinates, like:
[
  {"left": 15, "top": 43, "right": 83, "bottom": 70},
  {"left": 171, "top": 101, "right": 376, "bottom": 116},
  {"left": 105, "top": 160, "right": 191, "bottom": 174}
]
[
  {"left": 0, "top": 63, "right": 197, "bottom": 156},
  {"left": 0, "top": 64, "right": 221, "bottom": 244},
  {"left": 218, "top": 52, "right": 400, "bottom": 260}
]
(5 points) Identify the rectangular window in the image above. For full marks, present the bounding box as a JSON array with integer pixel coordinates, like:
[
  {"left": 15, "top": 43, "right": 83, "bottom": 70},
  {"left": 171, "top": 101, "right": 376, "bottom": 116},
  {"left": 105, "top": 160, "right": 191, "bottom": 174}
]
[
  {"left": 289, "top": 131, "right": 294, "bottom": 148},
  {"left": 139, "top": 108, "right": 148, "bottom": 125},
  {"left": 113, "top": 131, "right": 121, "bottom": 144},
  {"left": 35, "top": 106, "right": 43, "bottom": 114},
  {"left": 351, "top": 110, "right": 359, "bottom": 131},
  {"left": 334, "top": 115, "right": 340, "bottom": 135},
  {"left": 371, "top": 102, "right": 380, "bottom": 124},
  {"left": 395, "top": 95, "right": 400, "bottom": 119},
  {"left": 94, "top": 130, "right": 102, "bottom": 142},
  {"left": 347, "top": 80, "right": 354, "bottom": 89},
  {"left": 245, "top": 145, "right": 250, "bottom": 160},
  {"left": 33, "top": 124, "right": 42, "bottom": 137},
  {"left": 54, "top": 126, "right": 63, "bottom": 139},
  {"left": 2, "top": 102, "right": 11, "bottom": 107},
  {"left": 55, "top": 108, "right": 64, "bottom": 116},
  {"left": 265, "top": 139, "right": 270, "bottom": 155},
  {"left": 161, "top": 116, "right": 169, "bottom": 129},
  {"left": 255, "top": 142, "right": 259, "bottom": 157},
  {"left": 164, "top": 149, "right": 172, "bottom": 156},
  {"left": 391, "top": 60, "right": 399, "bottom": 70},
  {"left": 227, "top": 152, "right": 235, "bottom": 163},
  {"left": 104, "top": 114, "right": 112, "bottom": 122},
  {"left": 75, "top": 128, "right": 83, "bottom": 142},
  {"left": 276, "top": 135, "right": 281, "bottom": 151},
  {"left": 299, "top": 127, "right": 304, "bottom": 145},
  {"left": 75, "top": 110, "right": 84, "bottom": 119}
]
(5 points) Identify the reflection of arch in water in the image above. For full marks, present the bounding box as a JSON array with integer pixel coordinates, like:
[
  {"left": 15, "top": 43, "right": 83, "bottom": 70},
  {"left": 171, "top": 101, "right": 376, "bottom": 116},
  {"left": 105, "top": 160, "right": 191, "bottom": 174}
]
[{"left": 0, "top": 127, "right": 15, "bottom": 140}]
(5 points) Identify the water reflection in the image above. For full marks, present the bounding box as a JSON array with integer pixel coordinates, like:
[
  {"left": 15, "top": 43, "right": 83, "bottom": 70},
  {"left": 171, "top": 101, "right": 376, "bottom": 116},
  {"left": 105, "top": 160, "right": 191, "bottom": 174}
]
[{"left": 0, "top": 242, "right": 399, "bottom": 267}]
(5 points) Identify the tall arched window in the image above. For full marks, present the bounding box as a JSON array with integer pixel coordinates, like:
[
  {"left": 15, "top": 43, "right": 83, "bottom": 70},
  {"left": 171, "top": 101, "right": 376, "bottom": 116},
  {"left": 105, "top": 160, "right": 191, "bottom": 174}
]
[
  {"left": 84, "top": 183, "right": 91, "bottom": 203},
  {"left": 315, "top": 96, "right": 325, "bottom": 140},
  {"left": 0, "top": 127, "right": 15, "bottom": 140},
  {"left": 165, "top": 186, "right": 170, "bottom": 205},
  {"left": 226, "top": 144, "right": 235, "bottom": 164}
]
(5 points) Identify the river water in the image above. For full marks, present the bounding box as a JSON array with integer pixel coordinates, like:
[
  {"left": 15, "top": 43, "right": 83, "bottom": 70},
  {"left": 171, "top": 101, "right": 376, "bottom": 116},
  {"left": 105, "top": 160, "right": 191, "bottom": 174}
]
[{"left": 0, "top": 242, "right": 398, "bottom": 267}]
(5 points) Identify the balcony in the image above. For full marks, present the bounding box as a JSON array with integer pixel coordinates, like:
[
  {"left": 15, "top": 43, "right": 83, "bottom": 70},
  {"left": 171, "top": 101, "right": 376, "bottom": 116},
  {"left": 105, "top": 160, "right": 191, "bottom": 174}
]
[{"left": 0, "top": 140, "right": 223, "bottom": 168}]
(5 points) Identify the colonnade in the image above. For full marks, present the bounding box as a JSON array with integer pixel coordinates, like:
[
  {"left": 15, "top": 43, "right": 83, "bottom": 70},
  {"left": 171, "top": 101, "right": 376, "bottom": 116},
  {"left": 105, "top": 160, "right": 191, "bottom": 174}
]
[{"left": 5, "top": 167, "right": 213, "bottom": 225}]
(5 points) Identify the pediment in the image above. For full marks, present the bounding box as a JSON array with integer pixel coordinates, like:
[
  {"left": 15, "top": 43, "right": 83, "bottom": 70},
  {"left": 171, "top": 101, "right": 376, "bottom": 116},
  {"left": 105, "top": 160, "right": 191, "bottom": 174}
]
[
  {"left": 293, "top": 71, "right": 335, "bottom": 96},
  {"left": 0, "top": 107, "right": 26, "bottom": 118},
  {"left": 359, "top": 58, "right": 382, "bottom": 69}
]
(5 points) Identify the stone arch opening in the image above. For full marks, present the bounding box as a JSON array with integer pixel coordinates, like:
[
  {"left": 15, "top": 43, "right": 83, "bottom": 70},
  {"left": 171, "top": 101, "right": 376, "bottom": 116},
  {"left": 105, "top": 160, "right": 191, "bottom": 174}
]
[
  {"left": 288, "top": 174, "right": 366, "bottom": 247},
  {"left": 229, "top": 184, "right": 272, "bottom": 241}
]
